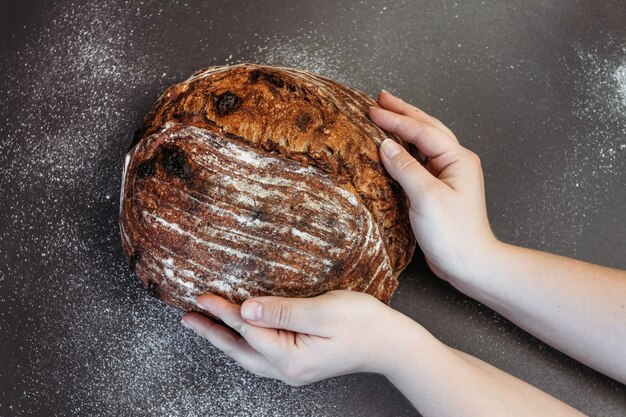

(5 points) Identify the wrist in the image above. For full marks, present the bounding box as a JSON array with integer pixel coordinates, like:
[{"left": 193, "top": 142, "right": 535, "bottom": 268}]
[
  {"left": 381, "top": 319, "right": 461, "bottom": 407},
  {"left": 374, "top": 311, "right": 437, "bottom": 378},
  {"left": 446, "top": 238, "right": 511, "bottom": 299}
]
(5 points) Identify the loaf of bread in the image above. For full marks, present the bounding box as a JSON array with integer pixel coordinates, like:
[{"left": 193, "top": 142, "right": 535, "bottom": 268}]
[{"left": 120, "top": 64, "right": 415, "bottom": 311}]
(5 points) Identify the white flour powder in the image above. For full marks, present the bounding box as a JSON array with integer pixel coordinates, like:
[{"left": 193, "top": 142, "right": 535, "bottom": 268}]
[{"left": 0, "top": 2, "right": 354, "bottom": 416}]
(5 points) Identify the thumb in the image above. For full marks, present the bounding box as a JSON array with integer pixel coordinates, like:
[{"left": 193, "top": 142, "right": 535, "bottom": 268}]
[
  {"left": 379, "top": 139, "right": 437, "bottom": 203},
  {"left": 240, "top": 296, "right": 327, "bottom": 335}
]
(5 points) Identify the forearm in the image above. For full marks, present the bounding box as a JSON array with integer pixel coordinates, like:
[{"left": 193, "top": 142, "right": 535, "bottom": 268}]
[
  {"left": 385, "top": 323, "right": 584, "bottom": 417},
  {"left": 456, "top": 241, "right": 626, "bottom": 383}
]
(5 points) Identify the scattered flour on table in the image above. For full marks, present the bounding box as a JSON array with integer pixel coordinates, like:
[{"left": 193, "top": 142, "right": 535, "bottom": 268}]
[
  {"left": 613, "top": 62, "right": 626, "bottom": 111},
  {"left": 534, "top": 44, "right": 626, "bottom": 252},
  {"left": 227, "top": 29, "right": 406, "bottom": 96},
  {"left": 0, "top": 2, "right": 357, "bottom": 416},
  {"left": 563, "top": 45, "right": 626, "bottom": 196},
  {"left": 569, "top": 45, "right": 626, "bottom": 172},
  {"left": 499, "top": 43, "right": 625, "bottom": 256}
]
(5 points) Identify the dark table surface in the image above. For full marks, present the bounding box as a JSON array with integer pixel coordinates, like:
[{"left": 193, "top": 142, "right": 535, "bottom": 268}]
[{"left": 1, "top": 0, "right": 625, "bottom": 416}]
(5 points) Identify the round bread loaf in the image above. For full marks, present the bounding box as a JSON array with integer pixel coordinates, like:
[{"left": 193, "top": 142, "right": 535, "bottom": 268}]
[{"left": 120, "top": 64, "right": 415, "bottom": 311}]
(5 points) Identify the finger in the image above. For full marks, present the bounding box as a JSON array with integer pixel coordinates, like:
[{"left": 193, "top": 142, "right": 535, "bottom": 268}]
[
  {"left": 238, "top": 324, "right": 322, "bottom": 371},
  {"left": 379, "top": 139, "right": 442, "bottom": 202},
  {"left": 239, "top": 296, "right": 332, "bottom": 335},
  {"left": 195, "top": 293, "right": 247, "bottom": 334},
  {"left": 376, "top": 90, "right": 457, "bottom": 139},
  {"left": 181, "top": 312, "right": 275, "bottom": 378},
  {"left": 238, "top": 325, "right": 301, "bottom": 362},
  {"left": 369, "top": 107, "right": 460, "bottom": 158}
]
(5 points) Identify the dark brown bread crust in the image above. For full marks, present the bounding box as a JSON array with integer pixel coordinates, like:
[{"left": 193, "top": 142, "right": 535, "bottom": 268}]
[{"left": 120, "top": 64, "right": 415, "bottom": 311}]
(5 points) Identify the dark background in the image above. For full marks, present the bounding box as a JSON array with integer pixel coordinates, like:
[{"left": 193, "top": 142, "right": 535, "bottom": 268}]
[{"left": 1, "top": 0, "right": 625, "bottom": 416}]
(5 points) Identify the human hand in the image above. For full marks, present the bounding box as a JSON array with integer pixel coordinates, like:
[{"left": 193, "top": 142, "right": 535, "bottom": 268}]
[
  {"left": 180, "top": 290, "right": 417, "bottom": 386},
  {"left": 369, "top": 91, "right": 498, "bottom": 290}
]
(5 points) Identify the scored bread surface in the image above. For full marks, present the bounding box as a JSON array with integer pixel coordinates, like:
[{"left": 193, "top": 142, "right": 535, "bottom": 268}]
[{"left": 120, "top": 64, "right": 415, "bottom": 310}]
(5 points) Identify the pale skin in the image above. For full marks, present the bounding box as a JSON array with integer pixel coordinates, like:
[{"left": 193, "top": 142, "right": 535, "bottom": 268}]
[{"left": 181, "top": 90, "right": 626, "bottom": 416}]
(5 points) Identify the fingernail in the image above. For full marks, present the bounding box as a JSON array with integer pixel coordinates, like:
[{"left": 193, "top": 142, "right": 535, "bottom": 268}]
[
  {"left": 241, "top": 301, "right": 263, "bottom": 321},
  {"left": 181, "top": 318, "right": 193, "bottom": 330},
  {"left": 381, "top": 139, "right": 402, "bottom": 158},
  {"left": 195, "top": 297, "right": 210, "bottom": 311},
  {"left": 380, "top": 88, "right": 389, "bottom": 94}
]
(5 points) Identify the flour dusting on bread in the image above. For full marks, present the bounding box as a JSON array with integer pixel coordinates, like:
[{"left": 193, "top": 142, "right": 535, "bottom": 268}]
[{"left": 120, "top": 64, "right": 415, "bottom": 309}]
